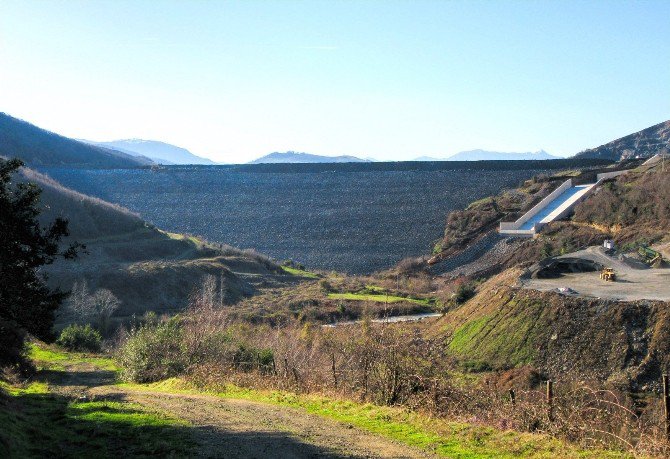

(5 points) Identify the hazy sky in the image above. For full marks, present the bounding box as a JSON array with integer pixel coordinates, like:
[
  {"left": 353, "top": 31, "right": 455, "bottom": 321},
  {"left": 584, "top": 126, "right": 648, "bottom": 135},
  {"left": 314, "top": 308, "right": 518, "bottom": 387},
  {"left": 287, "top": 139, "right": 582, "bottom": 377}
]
[{"left": 1, "top": 1, "right": 668, "bottom": 163}]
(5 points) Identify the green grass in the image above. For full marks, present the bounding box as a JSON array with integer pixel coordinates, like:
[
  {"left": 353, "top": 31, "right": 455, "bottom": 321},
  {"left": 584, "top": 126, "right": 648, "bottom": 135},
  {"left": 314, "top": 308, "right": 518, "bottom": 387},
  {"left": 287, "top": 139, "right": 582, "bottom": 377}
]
[
  {"left": 120, "top": 378, "right": 626, "bottom": 458},
  {"left": 328, "top": 292, "right": 432, "bottom": 306},
  {"left": 28, "top": 342, "right": 120, "bottom": 372},
  {"left": 281, "top": 265, "right": 320, "bottom": 278},
  {"left": 0, "top": 379, "right": 192, "bottom": 458},
  {"left": 446, "top": 297, "right": 544, "bottom": 369}
]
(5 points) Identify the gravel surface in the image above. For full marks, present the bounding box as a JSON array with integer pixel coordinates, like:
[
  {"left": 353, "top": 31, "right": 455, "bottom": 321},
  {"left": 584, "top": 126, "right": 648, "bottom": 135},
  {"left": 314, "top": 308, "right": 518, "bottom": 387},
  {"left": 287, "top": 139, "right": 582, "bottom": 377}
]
[{"left": 522, "top": 246, "right": 670, "bottom": 301}]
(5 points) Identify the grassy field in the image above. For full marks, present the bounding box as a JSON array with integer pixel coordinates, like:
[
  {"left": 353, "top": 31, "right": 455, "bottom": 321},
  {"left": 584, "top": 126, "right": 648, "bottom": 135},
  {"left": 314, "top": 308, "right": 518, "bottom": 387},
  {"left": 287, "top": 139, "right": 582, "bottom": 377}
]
[
  {"left": 281, "top": 265, "right": 320, "bottom": 278},
  {"left": 327, "top": 292, "right": 432, "bottom": 306},
  {"left": 27, "top": 343, "right": 120, "bottom": 372}
]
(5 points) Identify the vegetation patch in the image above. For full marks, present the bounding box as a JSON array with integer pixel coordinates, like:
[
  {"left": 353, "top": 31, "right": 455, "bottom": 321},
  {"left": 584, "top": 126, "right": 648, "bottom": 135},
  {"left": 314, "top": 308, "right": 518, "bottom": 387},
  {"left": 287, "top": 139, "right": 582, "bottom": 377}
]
[
  {"left": 281, "top": 265, "right": 320, "bottom": 278},
  {"left": 28, "top": 342, "right": 119, "bottom": 372},
  {"left": 327, "top": 292, "right": 432, "bottom": 306}
]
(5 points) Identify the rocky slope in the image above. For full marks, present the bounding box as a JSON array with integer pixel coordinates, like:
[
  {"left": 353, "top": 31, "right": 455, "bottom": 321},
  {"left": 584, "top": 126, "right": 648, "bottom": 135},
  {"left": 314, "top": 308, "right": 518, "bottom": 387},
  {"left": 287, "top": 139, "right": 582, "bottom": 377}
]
[{"left": 575, "top": 120, "right": 670, "bottom": 161}]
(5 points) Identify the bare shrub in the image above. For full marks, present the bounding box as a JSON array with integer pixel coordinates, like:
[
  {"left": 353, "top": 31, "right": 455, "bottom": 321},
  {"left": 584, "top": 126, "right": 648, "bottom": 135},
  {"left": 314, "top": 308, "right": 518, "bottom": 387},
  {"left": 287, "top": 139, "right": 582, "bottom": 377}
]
[
  {"left": 114, "top": 288, "right": 670, "bottom": 456},
  {"left": 61, "top": 280, "right": 120, "bottom": 335}
]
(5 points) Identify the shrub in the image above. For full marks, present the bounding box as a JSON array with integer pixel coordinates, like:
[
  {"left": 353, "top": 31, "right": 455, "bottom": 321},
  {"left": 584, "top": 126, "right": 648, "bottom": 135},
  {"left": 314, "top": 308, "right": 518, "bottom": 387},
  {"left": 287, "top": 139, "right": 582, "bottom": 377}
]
[
  {"left": 117, "top": 318, "right": 186, "bottom": 383},
  {"left": 56, "top": 324, "right": 102, "bottom": 352},
  {"left": 453, "top": 283, "right": 476, "bottom": 305},
  {"left": 233, "top": 344, "right": 275, "bottom": 373}
]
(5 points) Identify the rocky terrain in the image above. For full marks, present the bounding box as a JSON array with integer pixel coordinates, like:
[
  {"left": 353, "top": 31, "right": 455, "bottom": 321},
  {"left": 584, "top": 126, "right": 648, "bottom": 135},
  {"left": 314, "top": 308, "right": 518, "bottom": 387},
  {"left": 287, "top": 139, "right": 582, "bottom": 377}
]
[{"left": 575, "top": 120, "right": 670, "bottom": 161}]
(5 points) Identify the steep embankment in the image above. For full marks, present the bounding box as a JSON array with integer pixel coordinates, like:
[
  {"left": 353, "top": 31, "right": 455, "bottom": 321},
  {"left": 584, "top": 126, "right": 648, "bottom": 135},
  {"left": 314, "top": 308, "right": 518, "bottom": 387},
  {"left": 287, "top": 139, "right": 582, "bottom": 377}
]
[
  {"left": 432, "top": 162, "right": 670, "bottom": 388},
  {"left": 575, "top": 120, "right": 670, "bottom": 161},
  {"left": 0, "top": 112, "right": 151, "bottom": 168},
  {"left": 436, "top": 270, "right": 670, "bottom": 389},
  {"left": 21, "top": 167, "right": 289, "bottom": 319}
]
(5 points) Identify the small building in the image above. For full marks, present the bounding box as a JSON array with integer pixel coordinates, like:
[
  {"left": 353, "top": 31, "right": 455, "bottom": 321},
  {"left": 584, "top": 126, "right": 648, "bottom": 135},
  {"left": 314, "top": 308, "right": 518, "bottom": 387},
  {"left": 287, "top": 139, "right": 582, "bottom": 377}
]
[{"left": 603, "top": 239, "right": 615, "bottom": 250}]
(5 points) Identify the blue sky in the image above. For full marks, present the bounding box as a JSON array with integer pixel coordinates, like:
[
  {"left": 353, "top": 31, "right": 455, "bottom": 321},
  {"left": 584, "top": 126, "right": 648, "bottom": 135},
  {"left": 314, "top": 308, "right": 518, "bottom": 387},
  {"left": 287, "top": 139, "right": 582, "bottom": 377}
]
[{"left": 1, "top": 0, "right": 668, "bottom": 163}]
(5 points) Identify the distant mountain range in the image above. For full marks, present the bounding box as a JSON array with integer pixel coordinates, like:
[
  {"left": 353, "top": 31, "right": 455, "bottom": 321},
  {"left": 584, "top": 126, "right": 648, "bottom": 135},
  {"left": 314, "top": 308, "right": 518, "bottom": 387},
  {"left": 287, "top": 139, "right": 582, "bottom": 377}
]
[
  {"left": 415, "top": 149, "right": 559, "bottom": 161},
  {"left": 83, "top": 139, "right": 216, "bottom": 165},
  {"left": 575, "top": 120, "right": 670, "bottom": 161},
  {"left": 0, "top": 113, "right": 151, "bottom": 168},
  {"left": 249, "top": 151, "right": 369, "bottom": 164}
]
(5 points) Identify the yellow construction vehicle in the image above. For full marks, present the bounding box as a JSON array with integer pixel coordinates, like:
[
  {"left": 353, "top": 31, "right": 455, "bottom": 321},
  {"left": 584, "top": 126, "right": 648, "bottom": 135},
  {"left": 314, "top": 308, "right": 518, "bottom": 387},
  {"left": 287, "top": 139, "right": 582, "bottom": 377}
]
[{"left": 600, "top": 267, "right": 616, "bottom": 282}]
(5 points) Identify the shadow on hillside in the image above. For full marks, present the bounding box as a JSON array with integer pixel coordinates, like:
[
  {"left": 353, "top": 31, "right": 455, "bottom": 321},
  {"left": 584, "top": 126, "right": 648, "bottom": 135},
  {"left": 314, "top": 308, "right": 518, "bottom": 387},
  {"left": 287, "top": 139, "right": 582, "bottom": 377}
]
[{"left": 2, "top": 388, "right": 351, "bottom": 458}]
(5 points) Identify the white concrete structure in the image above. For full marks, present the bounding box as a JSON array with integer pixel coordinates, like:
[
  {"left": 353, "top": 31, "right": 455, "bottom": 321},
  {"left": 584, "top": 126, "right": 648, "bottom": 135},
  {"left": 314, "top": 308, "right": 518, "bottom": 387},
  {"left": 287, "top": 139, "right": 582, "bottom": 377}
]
[
  {"left": 500, "top": 179, "right": 596, "bottom": 236},
  {"left": 500, "top": 167, "right": 635, "bottom": 237}
]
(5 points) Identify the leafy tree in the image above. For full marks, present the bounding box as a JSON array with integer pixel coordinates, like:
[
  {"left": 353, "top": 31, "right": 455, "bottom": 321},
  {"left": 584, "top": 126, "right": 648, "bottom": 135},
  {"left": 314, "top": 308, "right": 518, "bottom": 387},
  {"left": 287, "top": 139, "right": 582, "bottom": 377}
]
[{"left": 0, "top": 158, "right": 79, "bottom": 368}]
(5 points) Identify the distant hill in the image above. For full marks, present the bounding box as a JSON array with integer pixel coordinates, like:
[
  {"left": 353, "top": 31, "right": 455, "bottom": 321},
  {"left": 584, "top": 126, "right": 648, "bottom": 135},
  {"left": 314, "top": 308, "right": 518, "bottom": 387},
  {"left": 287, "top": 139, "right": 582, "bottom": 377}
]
[
  {"left": 575, "top": 120, "right": 670, "bottom": 161},
  {"left": 15, "top": 166, "right": 288, "bottom": 319},
  {"left": 415, "top": 149, "right": 558, "bottom": 161},
  {"left": 0, "top": 113, "right": 151, "bottom": 168},
  {"left": 85, "top": 139, "right": 216, "bottom": 165},
  {"left": 249, "top": 151, "right": 369, "bottom": 164}
]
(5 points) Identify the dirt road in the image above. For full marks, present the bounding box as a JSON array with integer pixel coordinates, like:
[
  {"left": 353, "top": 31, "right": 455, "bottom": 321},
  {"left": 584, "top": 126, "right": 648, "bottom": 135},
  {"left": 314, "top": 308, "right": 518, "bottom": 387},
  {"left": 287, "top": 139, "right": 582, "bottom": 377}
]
[{"left": 46, "top": 362, "right": 433, "bottom": 459}]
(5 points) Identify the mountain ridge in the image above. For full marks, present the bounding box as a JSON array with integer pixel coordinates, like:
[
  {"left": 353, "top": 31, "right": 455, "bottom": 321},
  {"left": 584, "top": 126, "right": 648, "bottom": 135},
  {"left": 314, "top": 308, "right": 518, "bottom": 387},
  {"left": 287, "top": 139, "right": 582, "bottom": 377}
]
[
  {"left": 248, "top": 151, "right": 369, "bottom": 164},
  {"left": 575, "top": 120, "right": 670, "bottom": 161},
  {"left": 84, "top": 139, "right": 216, "bottom": 165},
  {"left": 415, "top": 149, "right": 558, "bottom": 161},
  {"left": 0, "top": 113, "right": 152, "bottom": 168}
]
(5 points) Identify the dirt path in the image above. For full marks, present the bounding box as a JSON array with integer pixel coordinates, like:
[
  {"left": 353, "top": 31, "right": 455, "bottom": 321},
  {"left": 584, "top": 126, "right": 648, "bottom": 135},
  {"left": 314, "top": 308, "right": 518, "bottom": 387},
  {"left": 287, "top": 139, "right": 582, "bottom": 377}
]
[{"left": 46, "top": 362, "right": 433, "bottom": 458}]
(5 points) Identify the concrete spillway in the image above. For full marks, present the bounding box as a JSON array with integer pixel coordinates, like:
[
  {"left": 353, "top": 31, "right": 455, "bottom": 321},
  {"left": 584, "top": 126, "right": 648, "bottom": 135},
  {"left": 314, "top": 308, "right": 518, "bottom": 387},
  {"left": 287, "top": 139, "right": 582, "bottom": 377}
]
[
  {"left": 518, "top": 184, "right": 594, "bottom": 231},
  {"left": 499, "top": 179, "right": 597, "bottom": 236},
  {"left": 499, "top": 168, "right": 631, "bottom": 237}
]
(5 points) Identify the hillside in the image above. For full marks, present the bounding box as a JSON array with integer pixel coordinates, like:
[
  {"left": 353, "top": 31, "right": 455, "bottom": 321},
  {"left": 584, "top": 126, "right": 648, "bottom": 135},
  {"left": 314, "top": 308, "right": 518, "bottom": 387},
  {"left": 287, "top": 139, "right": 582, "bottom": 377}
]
[
  {"left": 428, "top": 159, "right": 670, "bottom": 388},
  {"left": 417, "top": 149, "right": 559, "bottom": 161},
  {"left": 435, "top": 269, "right": 670, "bottom": 389},
  {"left": 575, "top": 120, "right": 670, "bottom": 161},
  {"left": 248, "top": 151, "right": 369, "bottom": 164},
  {"left": 0, "top": 113, "right": 152, "bottom": 168},
  {"left": 19, "top": 167, "right": 294, "bottom": 319},
  {"left": 84, "top": 139, "right": 216, "bottom": 165}
]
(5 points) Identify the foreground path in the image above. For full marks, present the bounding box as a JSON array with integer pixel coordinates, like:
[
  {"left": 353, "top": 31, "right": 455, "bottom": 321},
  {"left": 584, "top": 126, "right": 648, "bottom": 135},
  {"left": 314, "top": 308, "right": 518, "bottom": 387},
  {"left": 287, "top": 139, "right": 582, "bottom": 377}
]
[{"left": 47, "top": 361, "right": 432, "bottom": 458}]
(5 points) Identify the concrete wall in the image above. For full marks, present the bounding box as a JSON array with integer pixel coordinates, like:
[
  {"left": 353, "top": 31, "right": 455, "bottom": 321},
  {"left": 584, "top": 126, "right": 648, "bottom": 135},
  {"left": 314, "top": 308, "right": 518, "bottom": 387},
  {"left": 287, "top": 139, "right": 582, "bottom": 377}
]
[{"left": 596, "top": 170, "right": 628, "bottom": 181}]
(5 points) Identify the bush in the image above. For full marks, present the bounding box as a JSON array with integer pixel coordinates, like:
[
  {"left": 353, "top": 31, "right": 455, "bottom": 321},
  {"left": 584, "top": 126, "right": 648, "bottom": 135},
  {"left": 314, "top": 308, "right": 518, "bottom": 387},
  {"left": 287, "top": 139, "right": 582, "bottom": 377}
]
[
  {"left": 453, "top": 283, "right": 476, "bottom": 305},
  {"left": 233, "top": 344, "right": 274, "bottom": 373},
  {"left": 56, "top": 324, "right": 102, "bottom": 352},
  {"left": 117, "top": 318, "right": 186, "bottom": 383}
]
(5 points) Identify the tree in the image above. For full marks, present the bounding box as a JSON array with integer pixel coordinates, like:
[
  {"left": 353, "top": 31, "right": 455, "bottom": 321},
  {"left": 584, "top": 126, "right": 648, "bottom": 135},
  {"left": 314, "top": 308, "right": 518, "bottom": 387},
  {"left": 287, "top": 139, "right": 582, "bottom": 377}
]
[
  {"left": 63, "top": 281, "right": 120, "bottom": 335},
  {"left": 90, "top": 289, "right": 120, "bottom": 334},
  {"left": 0, "top": 158, "right": 79, "bottom": 368}
]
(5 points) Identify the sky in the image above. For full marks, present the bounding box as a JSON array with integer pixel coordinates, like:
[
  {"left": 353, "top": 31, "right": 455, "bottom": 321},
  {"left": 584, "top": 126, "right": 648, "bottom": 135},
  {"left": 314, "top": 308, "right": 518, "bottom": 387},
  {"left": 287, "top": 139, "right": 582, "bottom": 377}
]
[{"left": 1, "top": 1, "right": 668, "bottom": 163}]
